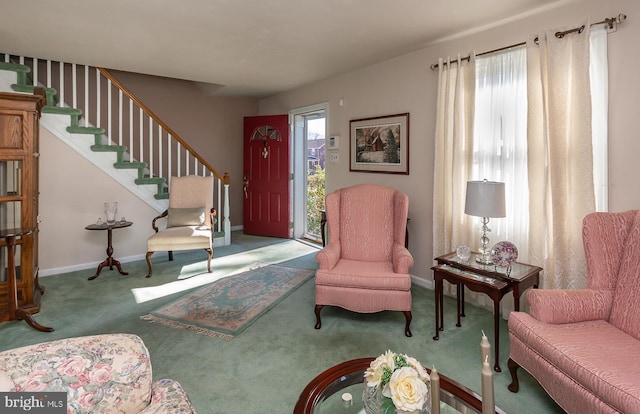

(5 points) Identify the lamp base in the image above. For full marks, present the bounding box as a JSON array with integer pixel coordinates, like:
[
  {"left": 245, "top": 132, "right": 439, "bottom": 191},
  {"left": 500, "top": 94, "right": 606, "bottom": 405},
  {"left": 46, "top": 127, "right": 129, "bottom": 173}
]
[
  {"left": 476, "top": 217, "right": 493, "bottom": 265},
  {"left": 475, "top": 254, "right": 494, "bottom": 265}
]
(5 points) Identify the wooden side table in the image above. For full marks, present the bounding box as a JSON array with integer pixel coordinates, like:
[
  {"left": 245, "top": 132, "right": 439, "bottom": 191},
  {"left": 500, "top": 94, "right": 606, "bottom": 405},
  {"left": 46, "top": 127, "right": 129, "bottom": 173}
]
[
  {"left": 85, "top": 221, "right": 133, "bottom": 280},
  {"left": 431, "top": 252, "right": 541, "bottom": 372},
  {"left": 0, "top": 228, "right": 54, "bottom": 332}
]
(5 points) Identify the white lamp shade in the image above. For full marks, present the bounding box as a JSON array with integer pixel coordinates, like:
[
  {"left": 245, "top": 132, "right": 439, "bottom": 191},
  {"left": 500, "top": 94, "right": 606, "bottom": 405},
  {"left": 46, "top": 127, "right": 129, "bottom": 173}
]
[{"left": 464, "top": 180, "right": 506, "bottom": 218}]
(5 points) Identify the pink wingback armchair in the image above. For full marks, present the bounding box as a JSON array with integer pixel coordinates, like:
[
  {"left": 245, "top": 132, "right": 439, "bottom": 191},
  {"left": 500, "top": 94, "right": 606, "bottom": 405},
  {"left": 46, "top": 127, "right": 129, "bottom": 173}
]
[
  {"left": 314, "top": 184, "right": 414, "bottom": 337},
  {"left": 508, "top": 210, "right": 640, "bottom": 413}
]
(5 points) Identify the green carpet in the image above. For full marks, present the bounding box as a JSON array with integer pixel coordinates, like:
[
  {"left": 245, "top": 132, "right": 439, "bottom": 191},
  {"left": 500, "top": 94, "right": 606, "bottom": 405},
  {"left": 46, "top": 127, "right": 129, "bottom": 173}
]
[
  {"left": 0, "top": 232, "right": 563, "bottom": 414},
  {"left": 142, "top": 264, "right": 314, "bottom": 339}
]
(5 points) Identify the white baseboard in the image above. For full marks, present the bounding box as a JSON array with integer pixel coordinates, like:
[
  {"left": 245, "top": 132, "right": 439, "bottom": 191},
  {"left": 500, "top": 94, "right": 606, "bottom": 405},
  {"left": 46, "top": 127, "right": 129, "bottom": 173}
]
[
  {"left": 39, "top": 253, "right": 147, "bottom": 277},
  {"left": 411, "top": 274, "right": 433, "bottom": 290}
]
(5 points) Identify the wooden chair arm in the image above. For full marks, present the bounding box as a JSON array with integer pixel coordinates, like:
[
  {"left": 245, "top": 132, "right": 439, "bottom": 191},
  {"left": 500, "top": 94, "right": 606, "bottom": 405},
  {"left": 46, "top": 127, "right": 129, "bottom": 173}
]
[{"left": 151, "top": 210, "right": 168, "bottom": 233}]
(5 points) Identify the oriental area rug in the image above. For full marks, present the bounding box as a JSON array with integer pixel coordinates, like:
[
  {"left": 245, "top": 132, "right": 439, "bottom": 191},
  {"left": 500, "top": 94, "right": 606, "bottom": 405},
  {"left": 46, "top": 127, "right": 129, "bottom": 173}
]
[{"left": 141, "top": 264, "right": 314, "bottom": 339}]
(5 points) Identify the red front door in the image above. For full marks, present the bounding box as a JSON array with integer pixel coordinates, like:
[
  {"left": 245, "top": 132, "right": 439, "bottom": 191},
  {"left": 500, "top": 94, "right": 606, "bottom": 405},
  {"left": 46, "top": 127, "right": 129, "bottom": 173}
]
[{"left": 243, "top": 115, "right": 290, "bottom": 238}]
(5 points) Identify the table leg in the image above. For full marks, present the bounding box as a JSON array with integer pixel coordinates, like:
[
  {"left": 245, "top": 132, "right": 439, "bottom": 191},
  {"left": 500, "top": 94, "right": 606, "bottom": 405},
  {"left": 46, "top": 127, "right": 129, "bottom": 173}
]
[
  {"left": 455, "top": 283, "right": 461, "bottom": 327},
  {"left": 439, "top": 280, "right": 444, "bottom": 331},
  {"left": 16, "top": 309, "right": 54, "bottom": 332},
  {"left": 433, "top": 278, "right": 441, "bottom": 340},
  {"left": 460, "top": 284, "right": 466, "bottom": 317},
  {"left": 111, "top": 258, "right": 128, "bottom": 275},
  {"left": 512, "top": 274, "right": 539, "bottom": 312},
  {"left": 3, "top": 235, "right": 54, "bottom": 332},
  {"left": 88, "top": 228, "right": 128, "bottom": 280},
  {"left": 493, "top": 299, "right": 501, "bottom": 372},
  {"left": 513, "top": 287, "right": 521, "bottom": 312}
]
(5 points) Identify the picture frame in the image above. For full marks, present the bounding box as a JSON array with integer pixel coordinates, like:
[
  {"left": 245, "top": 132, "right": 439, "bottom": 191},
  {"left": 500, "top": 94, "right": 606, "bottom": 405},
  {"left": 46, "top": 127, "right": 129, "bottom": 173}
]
[{"left": 349, "top": 113, "right": 409, "bottom": 174}]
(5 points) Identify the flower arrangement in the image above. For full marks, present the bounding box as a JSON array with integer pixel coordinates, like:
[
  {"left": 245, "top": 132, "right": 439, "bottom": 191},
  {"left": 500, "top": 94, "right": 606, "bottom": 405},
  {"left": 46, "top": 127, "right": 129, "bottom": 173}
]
[{"left": 364, "top": 350, "right": 430, "bottom": 414}]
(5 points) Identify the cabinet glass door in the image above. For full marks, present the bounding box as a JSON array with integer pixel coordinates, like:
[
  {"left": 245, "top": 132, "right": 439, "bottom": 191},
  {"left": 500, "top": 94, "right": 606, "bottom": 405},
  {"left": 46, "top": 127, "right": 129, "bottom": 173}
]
[{"left": 0, "top": 160, "right": 23, "bottom": 286}]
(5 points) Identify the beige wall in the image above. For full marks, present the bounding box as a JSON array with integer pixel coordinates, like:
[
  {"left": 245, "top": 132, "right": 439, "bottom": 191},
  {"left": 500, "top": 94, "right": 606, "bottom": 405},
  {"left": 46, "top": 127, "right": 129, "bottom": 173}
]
[
  {"left": 39, "top": 127, "right": 158, "bottom": 274},
  {"left": 259, "top": 0, "right": 640, "bottom": 281}
]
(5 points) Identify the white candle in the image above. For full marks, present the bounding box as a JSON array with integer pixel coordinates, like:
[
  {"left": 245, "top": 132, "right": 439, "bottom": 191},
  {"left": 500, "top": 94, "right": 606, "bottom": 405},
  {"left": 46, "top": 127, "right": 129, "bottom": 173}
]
[
  {"left": 430, "top": 366, "right": 440, "bottom": 414},
  {"left": 341, "top": 392, "right": 352, "bottom": 407},
  {"left": 481, "top": 355, "right": 495, "bottom": 414},
  {"left": 481, "top": 330, "right": 491, "bottom": 367}
]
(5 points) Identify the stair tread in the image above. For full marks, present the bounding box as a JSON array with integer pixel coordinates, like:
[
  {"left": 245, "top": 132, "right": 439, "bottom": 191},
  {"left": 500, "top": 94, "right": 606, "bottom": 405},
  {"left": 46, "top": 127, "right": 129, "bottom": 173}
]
[
  {"left": 42, "top": 106, "right": 82, "bottom": 115},
  {"left": 91, "top": 144, "right": 127, "bottom": 152},
  {"left": 67, "top": 125, "right": 105, "bottom": 134},
  {"left": 11, "top": 84, "right": 57, "bottom": 95},
  {"left": 114, "top": 161, "right": 147, "bottom": 168},
  {"left": 0, "top": 62, "right": 29, "bottom": 73},
  {"left": 136, "top": 175, "right": 166, "bottom": 183},
  {"left": 135, "top": 177, "right": 165, "bottom": 183}
]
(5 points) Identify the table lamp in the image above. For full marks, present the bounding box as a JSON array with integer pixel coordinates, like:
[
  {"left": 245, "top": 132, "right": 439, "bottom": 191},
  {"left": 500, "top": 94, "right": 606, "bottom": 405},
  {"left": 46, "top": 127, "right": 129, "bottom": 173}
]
[{"left": 464, "top": 180, "right": 506, "bottom": 264}]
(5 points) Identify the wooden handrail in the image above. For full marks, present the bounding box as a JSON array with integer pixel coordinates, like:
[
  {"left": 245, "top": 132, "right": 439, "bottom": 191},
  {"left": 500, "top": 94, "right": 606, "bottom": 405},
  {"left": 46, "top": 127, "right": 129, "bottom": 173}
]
[{"left": 98, "top": 67, "right": 230, "bottom": 185}]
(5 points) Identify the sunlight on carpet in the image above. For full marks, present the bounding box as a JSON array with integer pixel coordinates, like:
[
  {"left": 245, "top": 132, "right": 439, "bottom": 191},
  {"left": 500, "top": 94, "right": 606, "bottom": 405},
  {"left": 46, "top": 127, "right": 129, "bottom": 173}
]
[{"left": 131, "top": 240, "right": 317, "bottom": 303}]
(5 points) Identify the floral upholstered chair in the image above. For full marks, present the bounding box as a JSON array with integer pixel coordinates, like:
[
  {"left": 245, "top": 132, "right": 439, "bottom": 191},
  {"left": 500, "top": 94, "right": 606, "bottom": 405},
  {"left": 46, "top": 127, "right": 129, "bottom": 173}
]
[
  {"left": 315, "top": 184, "right": 414, "bottom": 336},
  {"left": 146, "top": 175, "right": 216, "bottom": 278},
  {"left": 0, "top": 333, "right": 196, "bottom": 413}
]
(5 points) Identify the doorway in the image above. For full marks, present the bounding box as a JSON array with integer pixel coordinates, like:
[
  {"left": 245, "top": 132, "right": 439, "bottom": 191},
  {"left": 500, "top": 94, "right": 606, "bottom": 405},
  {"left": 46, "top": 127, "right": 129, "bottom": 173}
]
[
  {"left": 243, "top": 114, "right": 290, "bottom": 238},
  {"left": 290, "top": 104, "right": 327, "bottom": 243}
]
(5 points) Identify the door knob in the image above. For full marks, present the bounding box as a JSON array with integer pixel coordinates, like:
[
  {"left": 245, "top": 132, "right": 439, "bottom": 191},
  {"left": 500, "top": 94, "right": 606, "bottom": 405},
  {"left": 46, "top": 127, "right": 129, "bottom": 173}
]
[{"left": 243, "top": 173, "right": 249, "bottom": 199}]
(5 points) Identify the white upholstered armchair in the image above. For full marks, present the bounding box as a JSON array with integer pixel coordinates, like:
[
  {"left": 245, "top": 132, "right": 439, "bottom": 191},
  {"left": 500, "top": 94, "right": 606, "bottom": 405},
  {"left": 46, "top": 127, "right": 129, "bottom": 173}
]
[{"left": 145, "top": 175, "right": 216, "bottom": 278}]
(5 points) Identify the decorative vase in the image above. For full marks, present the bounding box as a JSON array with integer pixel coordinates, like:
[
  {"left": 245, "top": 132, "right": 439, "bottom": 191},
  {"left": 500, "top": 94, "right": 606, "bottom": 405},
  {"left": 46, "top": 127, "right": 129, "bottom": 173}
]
[
  {"left": 456, "top": 245, "right": 472, "bottom": 262},
  {"left": 363, "top": 382, "right": 384, "bottom": 414},
  {"left": 104, "top": 202, "right": 118, "bottom": 225},
  {"left": 362, "top": 381, "right": 431, "bottom": 414}
]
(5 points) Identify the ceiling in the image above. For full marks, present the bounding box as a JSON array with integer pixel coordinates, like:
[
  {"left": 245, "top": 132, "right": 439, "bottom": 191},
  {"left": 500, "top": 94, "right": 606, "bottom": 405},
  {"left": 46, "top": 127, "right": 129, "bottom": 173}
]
[{"left": 2, "top": 0, "right": 570, "bottom": 98}]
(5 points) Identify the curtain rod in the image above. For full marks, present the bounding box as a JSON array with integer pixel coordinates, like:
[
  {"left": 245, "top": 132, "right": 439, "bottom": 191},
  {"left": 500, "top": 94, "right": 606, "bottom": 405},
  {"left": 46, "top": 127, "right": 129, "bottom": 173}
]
[{"left": 430, "top": 13, "right": 627, "bottom": 70}]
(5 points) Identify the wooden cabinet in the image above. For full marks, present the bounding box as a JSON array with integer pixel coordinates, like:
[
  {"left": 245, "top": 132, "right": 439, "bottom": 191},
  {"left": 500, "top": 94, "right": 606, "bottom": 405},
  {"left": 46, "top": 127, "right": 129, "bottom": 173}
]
[{"left": 0, "top": 91, "right": 45, "bottom": 323}]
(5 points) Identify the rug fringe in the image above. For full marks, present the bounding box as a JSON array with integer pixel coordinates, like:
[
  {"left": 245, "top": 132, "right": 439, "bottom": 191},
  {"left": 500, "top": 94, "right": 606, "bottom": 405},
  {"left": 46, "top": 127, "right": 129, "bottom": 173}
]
[{"left": 140, "top": 314, "right": 233, "bottom": 341}]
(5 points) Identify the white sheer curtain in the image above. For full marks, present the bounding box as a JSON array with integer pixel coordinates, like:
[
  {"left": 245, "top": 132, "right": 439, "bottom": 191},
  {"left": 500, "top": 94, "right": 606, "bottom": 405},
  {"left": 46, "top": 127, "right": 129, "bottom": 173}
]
[
  {"left": 527, "top": 19, "right": 596, "bottom": 289},
  {"left": 432, "top": 54, "right": 476, "bottom": 259},
  {"left": 473, "top": 47, "right": 529, "bottom": 259},
  {"left": 590, "top": 25, "right": 609, "bottom": 212}
]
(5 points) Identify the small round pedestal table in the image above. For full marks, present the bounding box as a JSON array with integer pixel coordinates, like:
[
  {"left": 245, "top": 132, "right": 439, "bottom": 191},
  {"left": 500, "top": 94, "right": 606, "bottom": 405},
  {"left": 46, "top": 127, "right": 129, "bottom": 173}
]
[{"left": 85, "top": 221, "right": 133, "bottom": 280}]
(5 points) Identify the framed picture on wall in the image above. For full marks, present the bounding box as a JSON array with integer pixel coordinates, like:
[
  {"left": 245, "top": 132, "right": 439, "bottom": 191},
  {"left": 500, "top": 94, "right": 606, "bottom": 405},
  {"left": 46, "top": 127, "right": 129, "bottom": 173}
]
[{"left": 349, "top": 113, "right": 409, "bottom": 174}]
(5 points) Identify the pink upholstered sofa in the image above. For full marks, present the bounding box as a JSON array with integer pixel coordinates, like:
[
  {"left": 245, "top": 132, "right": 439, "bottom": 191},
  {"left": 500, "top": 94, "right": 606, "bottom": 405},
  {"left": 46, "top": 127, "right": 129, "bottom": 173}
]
[{"left": 508, "top": 210, "right": 640, "bottom": 414}]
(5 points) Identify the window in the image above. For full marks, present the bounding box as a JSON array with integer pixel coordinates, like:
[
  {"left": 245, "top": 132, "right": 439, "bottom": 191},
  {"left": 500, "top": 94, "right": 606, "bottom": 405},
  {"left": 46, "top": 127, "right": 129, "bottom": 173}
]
[
  {"left": 472, "top": 28, "right": 608, "bottom": 253},
  {"left": 473, "top": 46, "right": 529, "bottom": 251}
]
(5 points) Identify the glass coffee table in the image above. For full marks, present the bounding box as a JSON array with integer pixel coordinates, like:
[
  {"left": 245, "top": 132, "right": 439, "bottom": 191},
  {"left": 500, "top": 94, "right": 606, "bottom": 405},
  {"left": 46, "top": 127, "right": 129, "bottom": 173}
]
[{"left": 293, "top": 358, "right": 506, "bottom": 414}]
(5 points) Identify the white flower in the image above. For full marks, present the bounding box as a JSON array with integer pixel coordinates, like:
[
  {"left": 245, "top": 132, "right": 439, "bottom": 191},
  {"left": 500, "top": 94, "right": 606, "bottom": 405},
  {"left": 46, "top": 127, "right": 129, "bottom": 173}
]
[
  {"left": 405, "top": 355, "right": 429, "bottom": 382},
  {"left": 364, "top": 350, "right": 395, "bottom": 387},
  {"left": 383, "top": 366, "right": 429, "bottom": 412}
]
